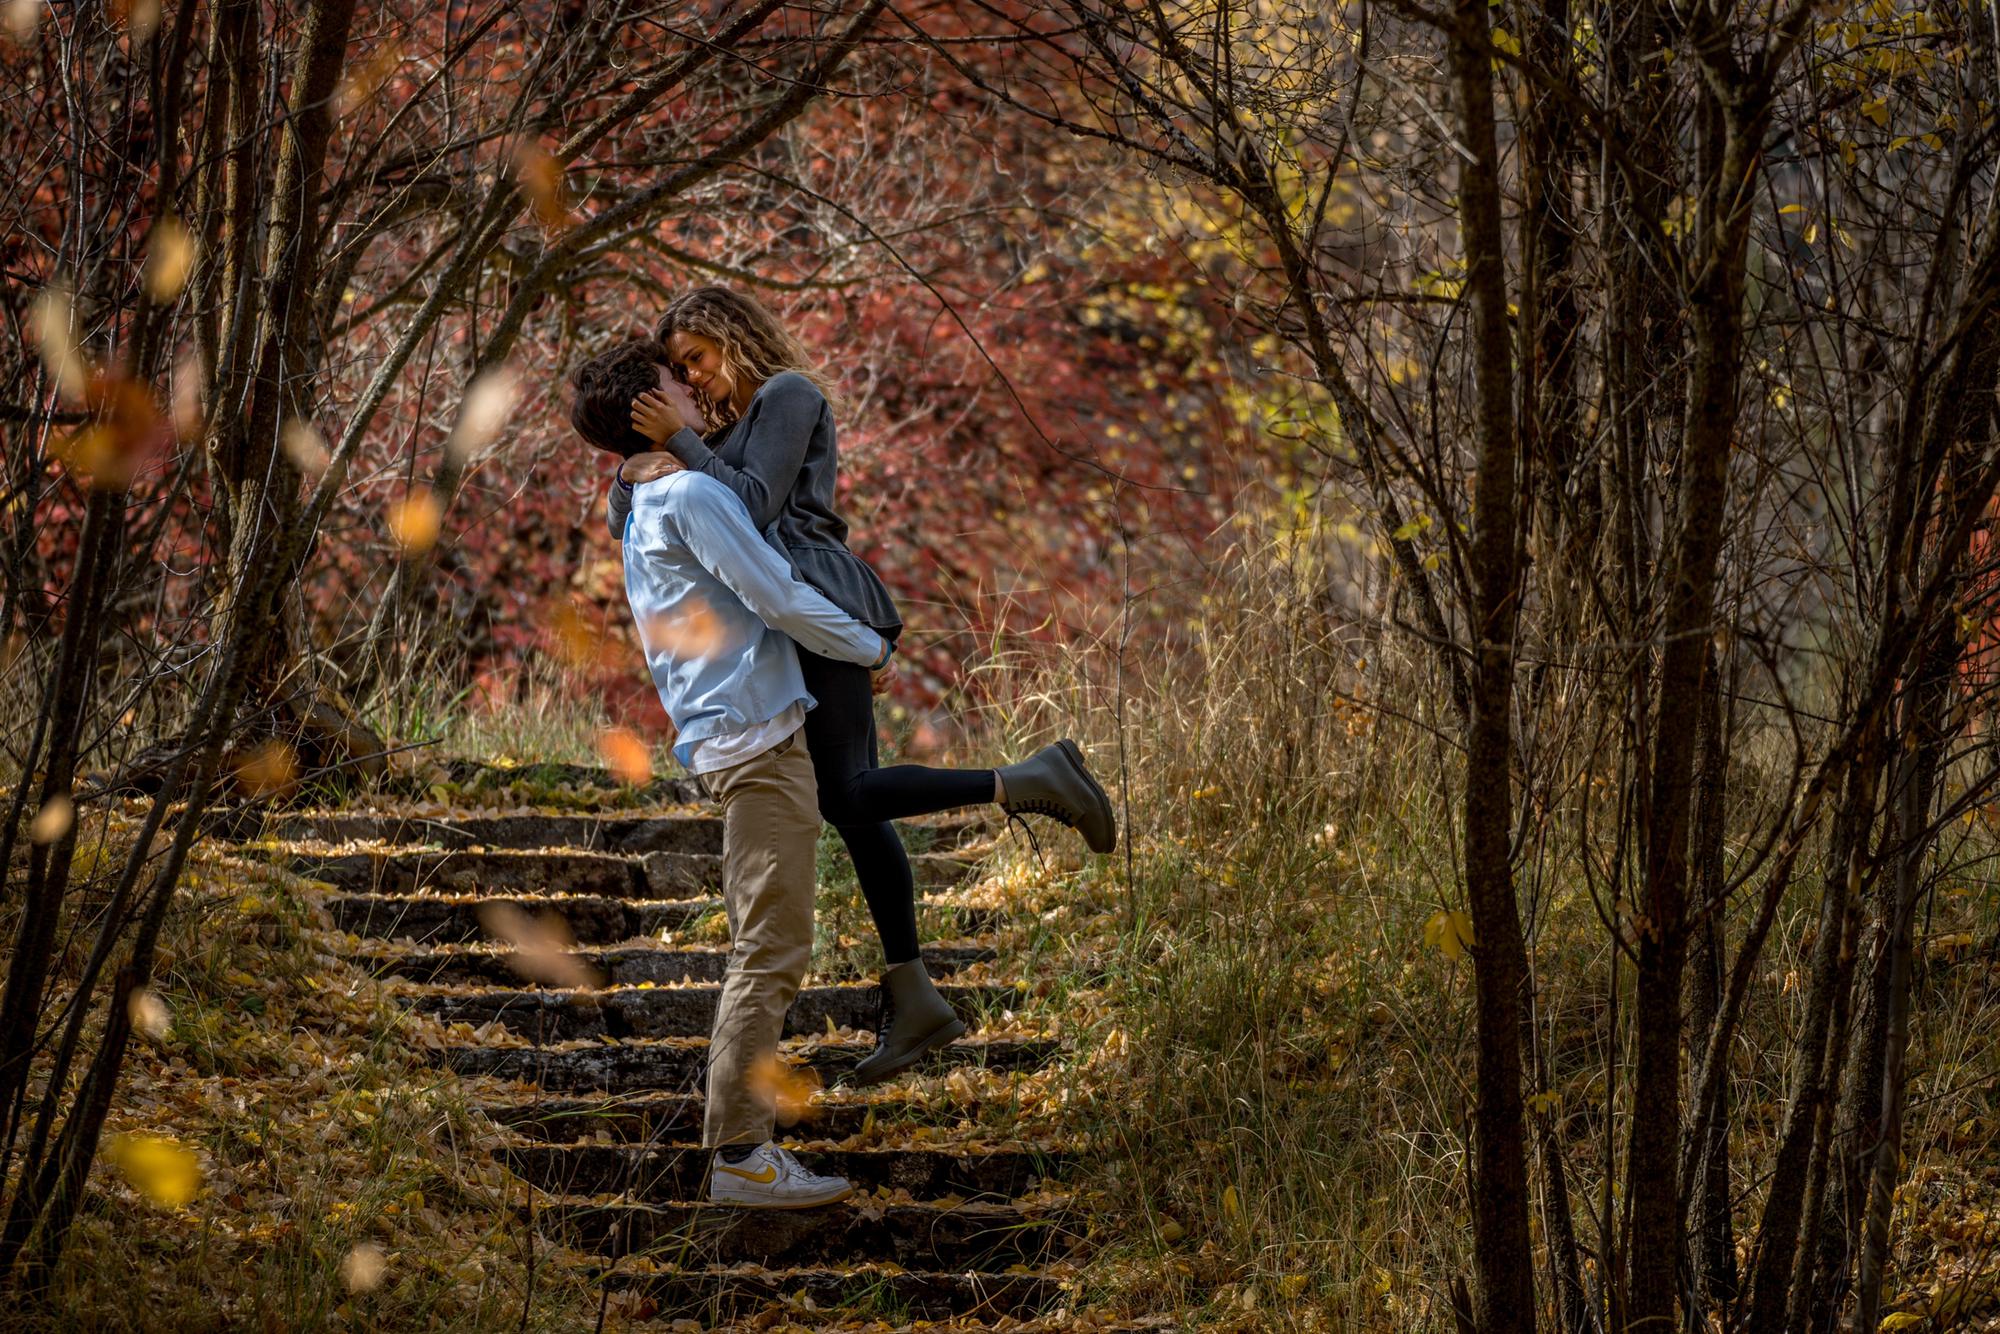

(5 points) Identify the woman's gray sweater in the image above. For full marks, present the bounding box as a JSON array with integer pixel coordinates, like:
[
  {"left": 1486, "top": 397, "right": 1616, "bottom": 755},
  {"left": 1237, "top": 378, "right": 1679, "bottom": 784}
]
[{"left": 607, "top": 371, "right": 901, "bottom": 636}]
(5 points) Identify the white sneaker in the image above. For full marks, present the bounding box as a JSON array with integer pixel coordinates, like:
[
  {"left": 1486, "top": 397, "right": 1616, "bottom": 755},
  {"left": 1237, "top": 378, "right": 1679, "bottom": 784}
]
[{"left": 708, "top": 1142, "right": 853, "bottom": 1209}]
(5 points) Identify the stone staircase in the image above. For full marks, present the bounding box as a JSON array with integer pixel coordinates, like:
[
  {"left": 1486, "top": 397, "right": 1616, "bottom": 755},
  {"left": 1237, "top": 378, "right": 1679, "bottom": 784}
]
[{"left": 271, "top": 785, "right": 1094, "bottom": 1327}]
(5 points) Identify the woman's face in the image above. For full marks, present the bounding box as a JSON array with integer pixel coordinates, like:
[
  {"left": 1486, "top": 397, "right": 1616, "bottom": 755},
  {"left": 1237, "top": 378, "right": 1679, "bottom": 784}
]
[{"left": 665, "top": 331, "right": 741, "bottom": 410}]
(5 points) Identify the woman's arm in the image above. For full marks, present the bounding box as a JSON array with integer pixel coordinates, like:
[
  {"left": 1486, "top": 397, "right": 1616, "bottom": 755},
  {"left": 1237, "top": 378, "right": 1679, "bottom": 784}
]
[
  {"left": 632, "top": 373, "right": 819, "bottom": 531},
  {"left": 605, "top": 453, "right": 682, "bottom": 539}
]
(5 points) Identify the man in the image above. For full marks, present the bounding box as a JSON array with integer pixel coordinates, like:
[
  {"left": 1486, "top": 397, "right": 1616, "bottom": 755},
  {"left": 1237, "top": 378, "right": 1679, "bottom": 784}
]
[{"left": 570, "top": 340, "right": 894, "bottom": 1208}]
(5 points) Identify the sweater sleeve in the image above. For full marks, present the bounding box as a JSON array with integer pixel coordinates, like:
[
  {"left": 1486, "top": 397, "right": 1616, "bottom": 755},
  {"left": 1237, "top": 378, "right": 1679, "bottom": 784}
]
[
  {"left": 669, "top": 477, "right": 886, "bottom": 668},
  {"left": 658, "top": 374, "right": 819, "bottom": 530},
  {"left": 606, "top": 473, "right": 633, "bottom": 540}
]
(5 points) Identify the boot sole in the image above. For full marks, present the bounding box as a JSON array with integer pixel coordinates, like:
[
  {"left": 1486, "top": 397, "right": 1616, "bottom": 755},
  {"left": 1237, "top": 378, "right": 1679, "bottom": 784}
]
[
  {"left": 1057, "top": 739, "right": 1118, "bottom": 853},
  {"left": 842, "top": 1016, "right": 969, "bottom": 1088}
]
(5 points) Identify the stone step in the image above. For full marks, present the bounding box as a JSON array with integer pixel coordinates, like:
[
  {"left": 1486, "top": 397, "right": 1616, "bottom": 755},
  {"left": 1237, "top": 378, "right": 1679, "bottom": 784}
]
[
  {"left": 602, "top": 1266, "right": 1057, "bottom": 1324},
  {"left": 294, "top": 849, "right": 703, "bottom": 899},
  {"left": 278, "top": 809, "right": 997, "bottom": 855},
  {"left": 504, "top": 1144, "right": 1066, "bottom": 1201},
  {"left": 477, "top": 1091, "right": 964, "bottom": 1143},
  {"left": 276, "top": 811, "right": 722, "bottom": 854},
  {"left": 298, "top": 847, "right": 977, "bottom": 899},
  {"left": 327, "top": 893, "right": 1006, "bottom": 946},
  {"left": 442, "top": 1033, "right": 1059, "bottom": 1093},
  {"left": 408, "top": 982, "right": 1025, "bottom": 1044},
  {"left": 359, "top": 941, "right": 999, "bottom": 988},
  {"left": 537, "top": 1196, "right": 1077, "bottom": 1269},
  {"left": 325, "top": 894, "right": 710, "bottom": 945}
]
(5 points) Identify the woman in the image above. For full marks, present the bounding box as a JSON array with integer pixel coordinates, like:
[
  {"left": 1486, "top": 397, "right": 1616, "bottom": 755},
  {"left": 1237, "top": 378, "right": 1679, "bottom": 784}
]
[{"left": 608, "top": 286, "right": 1115, "bottom": 1086}]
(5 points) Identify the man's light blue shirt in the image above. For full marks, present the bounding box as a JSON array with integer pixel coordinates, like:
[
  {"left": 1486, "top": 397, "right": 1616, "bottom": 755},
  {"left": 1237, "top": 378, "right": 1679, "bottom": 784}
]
[{"left": 622, "top": 472, "right": 887, "bottom": 770}]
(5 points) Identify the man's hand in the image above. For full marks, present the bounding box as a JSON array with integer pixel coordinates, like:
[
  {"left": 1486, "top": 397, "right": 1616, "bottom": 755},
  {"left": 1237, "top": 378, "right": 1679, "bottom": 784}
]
[
  {"left": 631, "top": 389, "right": 688, "bottom": 444},
  {"left": 618, "top": 452, "right": 683, "bottom": 485}
]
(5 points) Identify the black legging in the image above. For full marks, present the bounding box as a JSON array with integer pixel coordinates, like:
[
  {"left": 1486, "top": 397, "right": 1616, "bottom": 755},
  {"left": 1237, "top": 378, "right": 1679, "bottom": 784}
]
[{"left": 796, "top": 648, "right": 995, "bottom": 964}]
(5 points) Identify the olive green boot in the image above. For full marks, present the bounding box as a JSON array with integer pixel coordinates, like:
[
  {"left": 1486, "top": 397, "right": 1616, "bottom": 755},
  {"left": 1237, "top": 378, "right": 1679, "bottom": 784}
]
[
  {"left": 997, "top": 739, "right": 1118, "bottom": 853},
  {"left": 848, "top": 959, "right": 966, "bottom": 1087}
]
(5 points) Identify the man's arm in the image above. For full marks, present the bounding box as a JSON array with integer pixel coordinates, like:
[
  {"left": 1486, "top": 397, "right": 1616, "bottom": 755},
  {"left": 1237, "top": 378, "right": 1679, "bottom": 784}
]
[{"left": 667, "top": 478, "right": 888, "bottom": 668}]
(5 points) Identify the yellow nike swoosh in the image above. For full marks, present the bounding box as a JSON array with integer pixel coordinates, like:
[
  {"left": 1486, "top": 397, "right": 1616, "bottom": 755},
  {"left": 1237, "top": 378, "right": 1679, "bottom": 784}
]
[{"left": 716, "top": 1161, "right": 778, "bottom": 1184}]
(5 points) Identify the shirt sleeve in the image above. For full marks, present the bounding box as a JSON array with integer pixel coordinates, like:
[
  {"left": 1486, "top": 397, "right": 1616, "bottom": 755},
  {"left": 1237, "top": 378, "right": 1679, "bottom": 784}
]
[
  {"left": 659, "top": 374, "right": 818, "bottom": 530},
  {"left": 670, "top": 479, "right": 886, "bottom": 668}
]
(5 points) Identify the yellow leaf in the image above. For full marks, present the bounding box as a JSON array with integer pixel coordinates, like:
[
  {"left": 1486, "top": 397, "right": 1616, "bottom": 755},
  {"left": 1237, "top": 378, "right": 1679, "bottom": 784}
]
[
  {"left": 1779, "top": 203, "right": 1806, "bottom": 215},
  {"left": 1423, "top": 909, "right": 1475, "bottom": 960},
  {"left": 108, "top": 1133, "right": 200, "bottom": 1208},
  {"left": 1278, "top": 1274, "right": 1309, "bottom": 1298},
  {"left": 143, "top": 218, "right": 196, "bottom": 302},
  {"left": 1861, "top": 97, "right": 1890, "bottom": 127},
  {"left": 1158, "top": 1217, "right": 1186, "bottom": 1243},
  {"left": 1222, "top": 1183, "right": 1241, "bottom": 1221},
  {"left": 1879, "top": 1314, "right": 1922, "bottom": 1332}
]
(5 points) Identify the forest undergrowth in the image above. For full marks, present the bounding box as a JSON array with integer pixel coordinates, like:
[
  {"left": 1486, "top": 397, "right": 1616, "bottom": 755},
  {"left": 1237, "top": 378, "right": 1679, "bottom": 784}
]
[{"left": 8, "top": 527, "right": 2000, "bottom": 1332}]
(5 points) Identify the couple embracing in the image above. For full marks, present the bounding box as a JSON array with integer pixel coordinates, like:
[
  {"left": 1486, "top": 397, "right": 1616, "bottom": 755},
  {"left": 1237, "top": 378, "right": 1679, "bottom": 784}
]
[{"left": 566, "top": 286, "right": 1116, "bottom": 1210}]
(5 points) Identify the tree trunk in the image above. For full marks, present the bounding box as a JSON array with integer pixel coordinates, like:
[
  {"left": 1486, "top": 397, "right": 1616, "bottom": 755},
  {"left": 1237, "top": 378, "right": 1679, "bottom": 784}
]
[{"left": 1446, "top": 2, "right": 1537, "bottom": 1328}]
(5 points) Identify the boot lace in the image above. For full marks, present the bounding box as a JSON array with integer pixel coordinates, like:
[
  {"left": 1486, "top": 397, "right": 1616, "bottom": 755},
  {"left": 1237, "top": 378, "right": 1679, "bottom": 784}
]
[
  {"left": 871, "top": 985, "right": 897, "bottom": 1044},
  {"left": 1004, "top": 796, "right": 1078, "bottom": 828}
]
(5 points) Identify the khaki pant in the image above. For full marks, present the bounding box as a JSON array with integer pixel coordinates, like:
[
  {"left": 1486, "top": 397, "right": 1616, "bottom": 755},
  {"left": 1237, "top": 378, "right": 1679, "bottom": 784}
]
[{"left": 698, "top": 728, "right": 819, "bottom": 1148}]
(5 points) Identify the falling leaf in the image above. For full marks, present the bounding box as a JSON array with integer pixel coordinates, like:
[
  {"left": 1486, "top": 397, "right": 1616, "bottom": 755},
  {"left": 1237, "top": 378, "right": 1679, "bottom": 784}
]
[
  {"left": 143, "top": 217, "right": 194, "bottom": 300},
  {"left": 513, "top": 144, "right": 572, "bottom": 230},
  {"left": 234, "top": 740, "right": 299, "bottom": 797},
  {"left": 387, "top": 487, "right": 442, "bottom": 556},
  {"left": 337, "top": 42, "right": 404, "bottom": 115},
  {"left": 550, "top": 602, "right": 612, "bottom": 671},
  {"left": 281, "top": 419, "right": 331, "bottom": 477},
  {"left": 476, "top": 902, "right": 601, "bottom": 989},
  {"left": 171, "top": 352, "right": 206, "bottom": 438},
  {"left": 597, "top": 727, "right": 652, "bottom": 786},
  {"left": 446, "top": 367, "right": 519, "bottom": 465},
  {"left": 31, "top": 285, "right": 87, "bottom": 402},
  {"left": 29, "top": 794, "right": 73, "bottom": 844},
  {"left": 641, "top": 598, "right": 729, "bottom": 658},
  {"left": 1423, "top": 909, "right": 1475, "bottom": 961},
  {"left": 747, "top": 1054, "right": 822, "bottom": 1128},
  {"left": 5, "top": 0, "right": 40, "bottom": 43},
  {"left": 128, "top": 987, "right": 171, "bottom": 1040},
  {"left": 51, "top": 374, "right": 164, "bottom": 490},
  {"left": 107, "top": 1133, "right": 200, "bottom": 1208},
  {"left": 340, "top": 1242, "right": 386, "bottom": 1293}
]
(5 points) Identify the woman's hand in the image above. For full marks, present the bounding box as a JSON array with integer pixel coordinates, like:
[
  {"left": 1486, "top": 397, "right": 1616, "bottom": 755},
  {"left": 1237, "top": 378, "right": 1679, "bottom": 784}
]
[
  {"left": 631, "top": 389, "right": 688, "bottom": 444},
  {"left": 870, "top": 662, "right": 896, "bottom": 697},
  {"left": 618, "top": 452, "right": 683, "bottom": 485}
]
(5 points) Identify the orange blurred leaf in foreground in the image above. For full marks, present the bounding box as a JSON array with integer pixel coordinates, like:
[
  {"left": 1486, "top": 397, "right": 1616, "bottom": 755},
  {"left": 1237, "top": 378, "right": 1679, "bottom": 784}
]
[
  {"left": 388, "top": 486, "right": 442, "bottom": 556},
  {"left": 142, "top": 216, "right": 195, "bottom": 301},
  {"left": 128, "top": 987, "right": 171, "bottom": 1040},
  {"left": 107, "top": 1133, "right": 200, "bottom": 1208},
  {"left": 234, "top": 740, "right": 299, "bottom": 797},
  {"left": 337, "top": 41, "right": 404, "bottom": 115},
  {"left": 281, "top": 419, "right": 331, "bottom": 477},
  {"left": 747, "top": 1054, "right": 823, "bottom": 1129},
  {"left": 341, "top": 1242, "right": 387, "bottom": 1293},
  {"left": 641, "top": 597, "right": 728, "bottom": 659},
  {"left": 29, "top": 794, "right": 72, "bottom": 845},
  {"left": 52, "top": 374, "right": 164, "bottom": 491},
  {"left": 513, "top": 144, "right": 572, "bottom": 230},
  {"left": 550, "top": 601, "right": 613, "bottom": 671},
  {"left": 597, "top": 727, "right": 652, "bottom": 786},
  {"left": 476, "top": 902, "right": 603, "bottom": 989}
]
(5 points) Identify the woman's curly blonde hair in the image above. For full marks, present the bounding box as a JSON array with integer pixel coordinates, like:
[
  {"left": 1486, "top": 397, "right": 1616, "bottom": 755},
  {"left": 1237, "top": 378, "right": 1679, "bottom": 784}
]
[{"left": 653, "top": 286, "right": 839, "bottom": 427}]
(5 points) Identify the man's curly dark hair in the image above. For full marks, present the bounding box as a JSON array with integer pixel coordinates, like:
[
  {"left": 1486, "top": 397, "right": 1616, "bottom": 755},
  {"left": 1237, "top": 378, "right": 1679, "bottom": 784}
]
[{"left": 567, "top": 337, "right": 667, "bottom": 458}]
